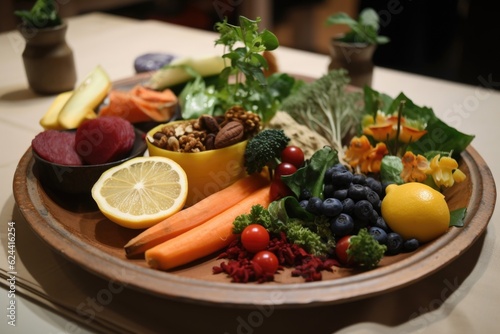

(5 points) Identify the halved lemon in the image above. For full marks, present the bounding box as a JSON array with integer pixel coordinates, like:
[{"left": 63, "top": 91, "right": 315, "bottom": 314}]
[{"left": 92, "top": 156, "right": 188, "bottom": 229}]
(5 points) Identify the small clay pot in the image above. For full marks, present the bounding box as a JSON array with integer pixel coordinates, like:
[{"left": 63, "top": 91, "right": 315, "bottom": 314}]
[
  {"left": 18, "top": 22, "right": 77, "bottom": 94},
  {"left": 328, "top": 37, "right": 377, "bottom": 88}
]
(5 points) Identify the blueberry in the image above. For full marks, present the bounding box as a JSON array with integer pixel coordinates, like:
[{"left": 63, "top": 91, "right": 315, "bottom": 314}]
[
  {"left": 306, "top": 197, "right": 323, "bottom": 215},
  {"left": 299, "top": 188, "right": 312, "bottom": 201},
  {"left": 353, "top": 215, "right": 370, "bottom": 232},
  {"left": 324, "top": 169, "right": 334, "bottom": 185},
  {"left": 325, "top": 164, "right": 347, "bottom": 184},
  {"left": 330, "top": 213, "right": 354, "bottom": 237},
  {"left": 333, "top": 189, "right": 348, "bottom": 201},
  {"left": 369, "top": 209, "right": 379, "bottom": 224},
  {"left": 353, "top": 200, "right": 373, "bottom": 222},
  {"left": 332, "top": 163, "right": 348, "bottom": 172},
  {"left": 365, "top": 189, "right": 381, "bottom": 208},
  {"left": 369, "top": 226, "right": 388, "bottom": 244},
  {"left": 373, "top": 216, "right": 390, "bottom": 232},
  {"left": 331, "top": 170, "right": 353, "bottom": 188},
  {"left": 352, "top": 173, "right": 366, "bottom": 185},
  {"left": 381, "top": 181, "right": 394, "bottom": 198},
  {"left": 341, "top": 197, "right": 355, "bottom": 215},
  {"left": 348, "top": 183, "right": 367, "bottom": 201},
  {"left": 323, "top": 184, "right": 335, "bottom": 198},
  {"left": 299, "top": 200, "right": 309, "bottom": 210},
  {"left": 386, "top": 232, "right": 404, "bottom": 255},
  {"left": 321, "top": 198, "right": 343, "bottom": 217},
  {"left": 403, "top": 238, "right": 420, "bottom": 252},
  {"left": 365, "top": 177, "right": 383, "bottom": 196}
]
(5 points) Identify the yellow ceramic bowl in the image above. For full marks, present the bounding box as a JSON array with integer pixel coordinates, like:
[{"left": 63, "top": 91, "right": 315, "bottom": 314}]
[{"left": 146, "top": 122, "right": 248, "bottom": 207}]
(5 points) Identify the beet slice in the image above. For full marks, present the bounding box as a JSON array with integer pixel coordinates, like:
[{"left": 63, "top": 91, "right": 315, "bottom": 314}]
[
  {"left": 75, "top": 116, "right": 135, "bottom": 165},
  {"left": 32, "top": 130, "right": 83, "bottom": 166}
]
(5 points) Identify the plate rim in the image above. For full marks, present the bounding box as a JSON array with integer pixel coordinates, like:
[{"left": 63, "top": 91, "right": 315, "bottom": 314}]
[{"left": 12, "top": 145, "right": 496, "bottom": 307}]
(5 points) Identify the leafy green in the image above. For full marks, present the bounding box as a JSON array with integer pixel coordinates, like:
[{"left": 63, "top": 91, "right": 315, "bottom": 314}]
[
  {"left": 178, "top": 16, "right": 299, "bottom": 122},
  {"left": 233, "top": 204, "right": 277, "bottom": 233},
  {"left": 178, "top": 75, "right": 218, "bottom": 119},
  {"left": 326, "top": 8, "right": 390, "bottom": 45},
  {"left": 280, "top": 69, "right": 364, "bottom": 155},
  {"left": 347, "top": 228, "right": 387, "bottom": 268},
  {"left": 449, "top": 208, "right": 467, "bottom": 227},
  {"left": 233, "top": 199, "right": 336, "bottom": 256},
  {"left": 363, "top": 86, "right": 475, "bottom": 158},
  {"left": 380, "top": 155, "right": 404, "bottom": 185},
  {"left": 282, "top": 146, "right": 339, "bottom": 199},
  {"left": 15, "top": 0, "right": 62, "bottom": 28}
]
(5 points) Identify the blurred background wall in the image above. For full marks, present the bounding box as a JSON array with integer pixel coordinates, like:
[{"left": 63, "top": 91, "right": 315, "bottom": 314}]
[{"left": 2, "top": 0, "right": 498, "bottom": 89}]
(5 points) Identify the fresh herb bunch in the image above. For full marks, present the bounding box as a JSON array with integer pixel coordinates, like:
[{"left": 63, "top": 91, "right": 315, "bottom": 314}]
[
  {"left": 326, "top": 8, "right": 389, "bottom": 45},
  {"left": 280, "top": 69, "right": 363, "bottom": 158},
  {"left": 215, "top": 16, "right": 278, "bottom": 88},
  {"left": 233, "top": 203, "right": 336, "bottom": 256},
  {"left": 178, "top": 16, "right": 299, "bottom": 123},
  {"left": 15, "top": 0, "right": 62, "bottom": 28},
  {"left": 212, "top": 16, "right": 294, "bottom": 123}
]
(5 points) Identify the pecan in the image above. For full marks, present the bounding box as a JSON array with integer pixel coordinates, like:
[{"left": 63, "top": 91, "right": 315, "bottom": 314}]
[
  {"left": 214, "top": 121, "right": 244, "bottom": 149},
  {"left": 205, "top": 133, "right": 216, "bottom": 150},
  {"left": 199, "top": 115, "right": 220, "bottom": 134}
]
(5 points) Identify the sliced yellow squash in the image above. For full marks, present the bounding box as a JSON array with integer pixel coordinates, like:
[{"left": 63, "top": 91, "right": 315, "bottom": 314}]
[
  {"left": 57, "top": 65, "right": 111, "bottom": 129},
  {"left": 39, "top": 91, "right": 73, "bottom": 130}
]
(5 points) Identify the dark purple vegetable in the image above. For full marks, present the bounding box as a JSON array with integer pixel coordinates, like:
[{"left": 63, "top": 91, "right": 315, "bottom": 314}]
[{"left": 134, "top": 53, "right": 175, "bottom": 73}]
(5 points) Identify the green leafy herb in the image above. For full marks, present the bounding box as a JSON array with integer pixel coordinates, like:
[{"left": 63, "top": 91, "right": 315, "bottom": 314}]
[
  {"left": 449, "top": 208, "right": 467, "bottom": 227},
  {"left": 282, "top": 146, "right": 339, "bottom": 199},
  {"left": 178, "top": 16, "right": 298, "bottom": 122},
  {"left": 178, "top": 75, "right": 218, "bottom": 119},
  {"left": 380, "top": 155, "right": 404, "bottom": 185},
  {"left": 363, "top": 86, "right": 475, "bottom": 158},
  {"left": 233, "top": 199, "right": 336, "bottom": 256},
  {"left": 15, "top": 0, "right": 62, "bottom": 28},
  {"left": 280, "top": 69, "right": 363, "bottom": 155},
  {"left": 326, "top": 8, "right": 389, "bottom": 45},
  {"left": 347, "top": 228, "right": 387, "bottom": 268}
]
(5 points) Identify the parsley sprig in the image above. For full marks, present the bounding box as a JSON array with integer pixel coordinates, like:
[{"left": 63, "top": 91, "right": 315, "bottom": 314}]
[{"left": 213, "top": 16, "right": 282, "bottom": 123}]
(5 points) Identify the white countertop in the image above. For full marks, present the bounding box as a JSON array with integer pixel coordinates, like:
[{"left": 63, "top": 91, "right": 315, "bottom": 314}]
[{"left": 1, "top": 12, "right": 499, "bottom": 334}]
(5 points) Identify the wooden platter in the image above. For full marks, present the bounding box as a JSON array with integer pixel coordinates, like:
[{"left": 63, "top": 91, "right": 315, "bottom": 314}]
[{"left": 12, "top": 144, "right": 496, "bottom": 307}]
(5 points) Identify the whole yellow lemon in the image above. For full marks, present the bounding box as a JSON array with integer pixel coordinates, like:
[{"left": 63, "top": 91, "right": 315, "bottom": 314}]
[{"left": 381, "top": 182, "right": 450, "bottom": 243}]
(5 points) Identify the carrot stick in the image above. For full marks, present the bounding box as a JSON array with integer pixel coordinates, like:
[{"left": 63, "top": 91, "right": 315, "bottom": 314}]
[
  {"left": 124, "top": 173, "right": 270, "bottom": 257},
  {"left": 145, "top": 186, "right": 271, "bottom": 271}
]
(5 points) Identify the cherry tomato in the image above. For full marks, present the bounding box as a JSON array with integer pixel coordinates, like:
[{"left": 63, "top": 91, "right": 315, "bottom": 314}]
[
  {"left": 269, "top": 179, "right": 293, "bottom": 201},
  {"left": 252, "top": 251, "right": 279, "bottom": 274},
  {"left": 241, "top": 224, "right": 270, "bottom": 253},
  {"left": 281, "top": 146, "right": 305, "bottom": 169},
  {"left": 335, "top": 235, "right": 354, "bottom": 266},
  {"left": 274, "top": 162, "right": 297, "bottom": 180}
]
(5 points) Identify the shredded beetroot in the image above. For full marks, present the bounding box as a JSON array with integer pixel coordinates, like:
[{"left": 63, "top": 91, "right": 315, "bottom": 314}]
[{"left": 213, "top": 232, "right": 339, "bottom": 283}]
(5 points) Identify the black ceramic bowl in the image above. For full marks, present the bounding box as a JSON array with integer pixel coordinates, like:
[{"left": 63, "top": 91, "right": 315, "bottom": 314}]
[{"left": 33, "top": 128, "right": 147, "bottom": 195}]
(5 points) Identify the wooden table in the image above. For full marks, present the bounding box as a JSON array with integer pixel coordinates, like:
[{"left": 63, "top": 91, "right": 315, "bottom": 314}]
[{"left": 1, "top": 12, "right": 499, "bottom": 334}]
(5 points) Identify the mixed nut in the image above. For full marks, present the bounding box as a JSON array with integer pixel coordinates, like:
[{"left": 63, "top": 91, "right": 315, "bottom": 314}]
[{"left": 150, "top": 106, "right": 261, "bottom": 153}]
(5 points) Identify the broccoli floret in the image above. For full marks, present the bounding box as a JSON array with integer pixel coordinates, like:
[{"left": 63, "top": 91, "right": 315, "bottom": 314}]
[
  {"left": 347, "top": 228, "right": 387, "bottom": 268},
  {"left": 244, "top": 129, "right": 290, "bottom": 176}
]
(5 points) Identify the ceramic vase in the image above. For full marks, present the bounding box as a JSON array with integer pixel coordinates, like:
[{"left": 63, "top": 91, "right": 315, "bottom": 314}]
[
  {"left": 18, "top": 22, "right": 76, "bottom": 94},
  {"left": 328, "top": 38, "right": 376, "bottom": 88}
]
